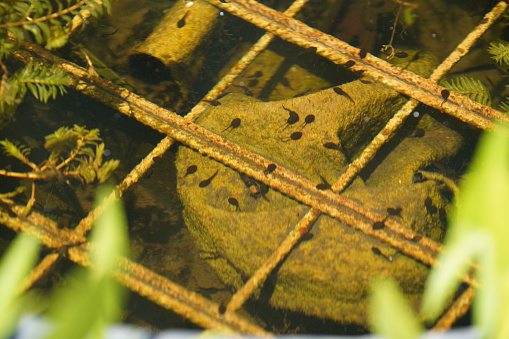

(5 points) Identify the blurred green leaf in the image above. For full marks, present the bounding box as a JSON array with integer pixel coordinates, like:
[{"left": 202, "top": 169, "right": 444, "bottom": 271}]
[
  {"left": 421, "top": 125, "right": 509, "bottom": 339},
  {"left": 0, "top": 233, "right": 40, "bottom": 339},
  {"left": 47, "top": 185, "right": 128, "bottom": 339},
  {"left": 369, "top": 277, "right": 423, "bottom": 339}
]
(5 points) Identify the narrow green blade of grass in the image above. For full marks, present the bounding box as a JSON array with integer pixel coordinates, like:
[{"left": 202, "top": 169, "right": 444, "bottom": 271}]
[
  {"left": 422, "top": 125, "right": 509, "bottom": 338},
  {"left": 47, "top": 185, "right": 128, "bottom": 339},
  {"left": 0, "top": 233, "right": 40, "bottom": 339},
  {"left": 369, "top": 277, "right": 423, "bottom": 339}
]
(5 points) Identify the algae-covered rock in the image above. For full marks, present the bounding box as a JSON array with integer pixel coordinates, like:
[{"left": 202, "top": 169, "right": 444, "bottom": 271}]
[{"left": 176, "top": 55, "right": 462, "bottom": 326}]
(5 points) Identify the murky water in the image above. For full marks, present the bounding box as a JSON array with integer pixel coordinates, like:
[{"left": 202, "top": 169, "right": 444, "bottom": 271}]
[{"left": 1, "top": 0, "right": 505, "bottom": 334}]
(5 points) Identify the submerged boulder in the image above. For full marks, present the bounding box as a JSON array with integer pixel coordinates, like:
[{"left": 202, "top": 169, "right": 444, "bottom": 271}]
[{"left": 176, "top": 54, "right": 462, "bottom": 326}]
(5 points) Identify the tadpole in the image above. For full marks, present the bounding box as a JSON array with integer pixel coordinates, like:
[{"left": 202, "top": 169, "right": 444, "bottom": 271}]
[
  {"left": 177, "top": 11, "right": 189, "bottom": 28},
  {"left": 281, "top": 77, "right": 292, "bottom": 89},
  {"left": 371, "top": 246, "right": 392, "bottom": 262},
  {"left": 316, "top": 175, "right": 331, "bottom": 190},
  {"left": 233, "top": 84, "right": 253, "bottom": 96},
  {"left": 248, "top": 71, "right": 263, "bottom": 78},
  {"left": 394, "top": 51, "right": 409, "bottom": 58},
  {"left": 264, "top": 163, "right": 276, "bottom": 175},
  {"left": 222, "top": 118, "right": 241, "bottom": 132},
  {"left": 183, "top": 164, "right": 197, "bottom": 177},
  {"left": 293, "top": 89, "right": 310, "bottom": 98},
  {"left": 412, "top": 128, "right": 425, "bottom": 138},
  {"left": 333, "top": 87, "right": 354, "bottom": 103},
  {"left": 441, "top": 89, "right": 450, "bottom": 106},
  {"left": 199, "top": 170, "right": 219, "bottom": 188},
  {"left": 323, "top": 142, "right": 341, "bottom": 150},
  {"left": 300, "top": 114, "right": 315, "bottom": 129},
  {"left": 280, "top": 105, "right": 299, "bottom": 130},
  {"left": 228, "top": 197, "right": 240, "bottom": 211},
  {"left": 282, "top": 131, "right": 303, "bottom": 142},
  {"left": 412, "top": 172, "right": 426, "bottom": 183},
  {"left": 387, "top": 207, "right": 402, "bottom": 217},
  {"left": 203, "top": 99, "right": 221, "bottom": 106}
]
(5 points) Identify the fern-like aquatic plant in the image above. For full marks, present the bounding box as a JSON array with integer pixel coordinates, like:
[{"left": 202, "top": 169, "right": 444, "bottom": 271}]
[
  {"left": 488, "top": 40, "right": 509, "bottom": 66},
  {"left": 0, "top": 125, "right": 119, "bottom": 214},
  {"left": 442, "top": 76, "right": 492, "bottom": 107},
  {"left": 488, "top": 40, "right": 509, "bottom": 113},
  {"left": 0, "top": 0, "right": 111, "bottom": 126}
]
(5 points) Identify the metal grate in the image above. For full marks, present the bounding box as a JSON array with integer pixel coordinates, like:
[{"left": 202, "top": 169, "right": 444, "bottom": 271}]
[{"left": 4, "top": 0, "right": 509, "bottom": 334}]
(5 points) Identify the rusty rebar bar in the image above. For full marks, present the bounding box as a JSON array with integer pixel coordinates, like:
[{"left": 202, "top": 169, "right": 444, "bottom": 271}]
[
  {"left": 0, "top": 205, "right": 269, "bottom": 335},
  {"left": 15, "top": 43, "right": 460, "bottom": 276},
  {"left": 433, "top": 287, "right": 475, "bottom": 330},
  {"left": 187, "top": 0, "right": 310, "bottom": 121},
  {"left": 207, "top": 0, "right": 509, "bottom": 130},
  {"left": 16, "top": 252, "right": 60, "bottom": 294}
]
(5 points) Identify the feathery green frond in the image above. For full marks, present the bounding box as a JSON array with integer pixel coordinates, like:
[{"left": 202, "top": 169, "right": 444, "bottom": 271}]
[
  {"left": 0, "top": 0, "right": 111, "bottom": 52},
  {"left": 488, "top": 40, "right": 509, "bottom": 66},
  {"left": 97, "top": 159, "right": 119, "bottom": 183},
  {"left": 0, "top": 140, "right": 32, "bottom": 165},
  {"left": 499, "top": 99, "right": 509, "bottom": 114},
  {"left": 442, "top": 77, "right": 491, "bottom": 107},
  {"left": 44, "top": 126, "right": 80, "bottom": 157},
  {"left": 0, "top": 60, "right": 69, "bottom": 115}
]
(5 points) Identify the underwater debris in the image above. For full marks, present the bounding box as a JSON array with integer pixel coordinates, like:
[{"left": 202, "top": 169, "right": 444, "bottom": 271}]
[
  {"left": 372, "top": 221, "right": 385, "bottom": 230},
  {"left": 240, "top": 173, "right": 262, "bottom": 199}
]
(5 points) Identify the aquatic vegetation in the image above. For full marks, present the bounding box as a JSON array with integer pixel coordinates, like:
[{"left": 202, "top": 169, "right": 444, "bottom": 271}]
[
  {"left": 369, "top": 125, "right": 509, "bottom": 339},
  {"left": 442, "top": 77, "right": 491, "bottom": 107},
  {"left": 0, "top": 0, "right": 111, "bottom": 126},
  {"left": 0, "top": 185, "right": 128, "bottom": 339},
  {"left": 488, "top": 40, "right": 509, "bottom": 112},
  {"left": 0, "top": 125, "right": 119, "bottom": 213}
]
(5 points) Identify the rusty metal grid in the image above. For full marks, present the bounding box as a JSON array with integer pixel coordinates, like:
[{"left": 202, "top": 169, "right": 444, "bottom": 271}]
[{"left": 3, "top": 0, "right": 509, "bottom": 335}]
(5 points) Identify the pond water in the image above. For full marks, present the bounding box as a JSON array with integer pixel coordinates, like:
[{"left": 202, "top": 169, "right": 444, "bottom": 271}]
[{"left": 0, "top": 0, "right": 505, "bottom": 334}]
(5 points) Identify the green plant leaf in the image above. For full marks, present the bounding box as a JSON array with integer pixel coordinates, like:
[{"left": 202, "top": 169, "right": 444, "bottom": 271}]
[
  {"left": 0, "top": 139, "right": 31, "bottom": 165},
  {"left": 46, "top": 185, "right": 128, "bottom": 339},
  {"left": 0, "top": 233, "right": 40, "bottom": 339},
  {"left": 421, "top": 125, "right": 509, "bottom": 339},
  {"left": 369, "top": 277, "right": 423, "bottom": 339}
]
